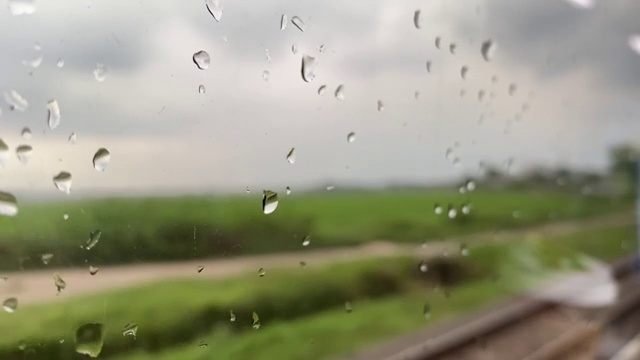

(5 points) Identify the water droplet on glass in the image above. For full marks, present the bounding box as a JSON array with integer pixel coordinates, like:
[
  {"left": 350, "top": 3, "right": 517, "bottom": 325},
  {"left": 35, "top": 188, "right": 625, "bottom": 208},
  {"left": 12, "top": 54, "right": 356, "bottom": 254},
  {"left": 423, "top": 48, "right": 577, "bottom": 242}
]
[
  {"left": 317, "top": 85, "right": 327, "bottom": 96},
  {"left": 192, "top": 51, "right": 210, "bottom": 70},
  {"left": 291, "top": 16, "right": 305, "bottom": 32},
  {"left": 245, "top": 186, "right": 250, "bottom": 194},
  {"left": 335, "top": 85, "right": 345, "bottom": 100},
  {"left": 478, "top": 90, "right": 486, "bottom": 102},
  {"left": 93, "top": 148, "right": 111, "bottom": 172},
  {"left": 21, "top": 127, "right": 32, "bottom": 139},
  {"left": 285, "top": 186, "right": 291, "bottom": 195},
  {"left": 426, "top": 61, "right": 432, "bottom": 73},
  {"left": 564, "top": 0, "right": 595, "bottom": 9},
  {"left": 122, "top": 323, "right": 138, "bottom": 338},
  {"left": 447, "top": 206, "right": 457, "bottom": 219},
  {"left": 198, "top": 85, "right": 206, "bottom": 94},
  {"left": 508, "top": 83, "right": 517, "bottom": 96},
  {"left": 68, "top": 132, "right": 77, "bottom": 144},
  {"left": 419, "top": 261, "right": 429, "bottom": 273},
  {"left": 301, "top": 54, "right": 317, "bottom": 82},
  {"left": 0, "top": 192, "right": 18, "bottom": 217},
  {"left": 15, "top": 145, "right": 33, "bottom": 165},
  {"left": 347, "top": 132, "right": 356, "bottom": 143},
  {"left": 280, "top": 14, "right": 287, "bottom": 30},
  {"left": 89, "top": 266, "right": 99, "bottom": 276},
  {"left": 2, "top": 297, "right": 18, "bottom": 313},
  {"left": 345, "top": 301, "right": 353, "bottom": 313},
  {"left": 466, "top": 180, "right": 476, "bottom": 192},
  {"left": 460, "top": 243, "right": 469, "bottom": 256},
  {"left": 258, "top": 268, "right": 266, "bottom": 277},
  {"left": 286, "top": 147, "right": 296, "bottom": 164},
  {"left": 300, "top": 261, "right": 307, "bottom": 267},
  {"left": 53, "top": 172, "right": 72, "bottom": 194},
  {"left": 461, "top": 203, "right": 471, "bottom": 215},
  {"left": 460, "top": 66, "right": 468, "bottom": 80},
  {"left": 302, "top": 235, "right": 311, "bottom": 247},
  {"left": 22, "top": 53, "right": 43, "bottom": 68},
  {"left": 291, "top": 44, "right": 298, "bottom": 55},
  {"left": 75, "top": 323, "right": 105, "bottom": 358},
  {"left": 413, "top": 9, "right": 422, "bottom": 29},
  {"left": 265, "top": 48, "right": 271, "bottom": 63},
  {"left": 326, "top": 185, "right": 335, "bottom": 191},
  {"left": 84, "top": 230, "right": 102, "bottom": 250},
  {"left": 8, "top": 0, "right": 36, "bottom": 15},
  {"left": 434, "top": 204, "right": 443, "bottom": 215},
  {"left": 5, "top": 90, "right": 29, "bottom": 111},
  {"left": 262, "top": 190, "right": 278, "bottom": 215},
  {"left": 629, "top": 35, "right": 640, "bottom": 55},
  {"left": 377, "top": 100, "right": 384, "bottom": 112},
  {"left": 198, "top": 340, "right": 208, "bottom": 348},
  {"left": 435, "top": 37, "right": 441, "bottom": 49},
  {"left": 459, "top": 186, "right": 467, "bottom": 194},
  {"left": 449, "top": 43, "right": 457, "bottom": 54},
  {"left": 197, "top": 265, "right": 204, "bottom": 273},
  {"left": 41, "top": 253, "right": 53, "bottom": 265},
  {"left": 205, "top": 0, "right": 223, "bottom": 22},
  {"left": 423, "top": 303, "right": 431, "bottom": 320},
  {"left": 415, "top": 91, "right": 420, "bottom": 99},
  {"left": 481, "top": 40, "right": 496, "bottom": 61},
  {"left": 93, "top": 63, "right": 108, "bottom": 82},
  {"left": 63, "top": 213, "right": 69, "bottom": 220},
  {"left": 54, "top": 273, "right": 66, "bottom": 292},
  {"left": 46, "top": 100, "right": 61, "bottom": 130},
  {"left": 252, "top": 311, "right": 261, "bottom": 329},
  {"left": 229, "top": 310, "right": 236, "bottom": 322},
  {"left": 491, "top": 75, "right": 499, "bottom": 84},
  {"left": 56, "top": 58, "right": 65, "bottom": 68},
  {"left": 262, "top": 70, "right": 270, "bottom": 81}
]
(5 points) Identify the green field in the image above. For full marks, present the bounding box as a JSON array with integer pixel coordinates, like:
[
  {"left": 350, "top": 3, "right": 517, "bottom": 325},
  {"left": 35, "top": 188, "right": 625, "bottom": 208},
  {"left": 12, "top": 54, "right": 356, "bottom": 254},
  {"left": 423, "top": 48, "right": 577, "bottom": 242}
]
[
  {"left": 2, "top": 224, "right": 634, "bottom": 360},
  {"left": 0, "top": 189, "right": 628, "bottom": 270}
]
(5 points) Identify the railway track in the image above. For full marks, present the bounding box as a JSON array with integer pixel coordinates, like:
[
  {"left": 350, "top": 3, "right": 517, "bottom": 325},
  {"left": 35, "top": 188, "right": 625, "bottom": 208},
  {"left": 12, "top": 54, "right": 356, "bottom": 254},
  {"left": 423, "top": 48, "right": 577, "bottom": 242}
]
[{"left": 345, "top": 256, "right": 640, "bottom": 360}]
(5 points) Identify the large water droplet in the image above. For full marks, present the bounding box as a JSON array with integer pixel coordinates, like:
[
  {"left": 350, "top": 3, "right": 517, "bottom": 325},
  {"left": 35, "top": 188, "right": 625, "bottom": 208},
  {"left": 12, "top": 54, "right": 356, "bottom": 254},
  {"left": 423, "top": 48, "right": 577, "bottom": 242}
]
[
  {"left": 198, "top": 85, "right": 206, "bottom": 94},
  {"left": 205, "top": 0, "right": 223, "bottom": 22},
  {"left": 262, "top": 190, "right": 278, "bottom": 214},
  {"left": 460, "top": 66, "right": 468, "bottom": 80},
  {"left": 252, "top": 311, "right": 261, "bottom": 329},
  {"left": 5, "top": 90, "right": 29, "bottom": 111},
  {"left": 447, "top": 206, "right": 457, "bottom": 219},
  {"left": 192, "top": 51, "right": 210, "bottom": 70},
  {"left": 54, "top": 273, "right": 66, "bottom": 292},
  {"left": 23, "top": 53, "right": 43, "bottom": 68},
  {"left": 413, "top": 9, "right": 422, "bottom": 29},
  {"left": 122, "top": 323, "right": 138, "bottom": 338},
  {"left": 93, "top": 148, "right": 111, "bottom": 172},
  {"left": 47, "top": 100, "right": 61, "bottom": 130},
  {"left": 347, "top": 132, "right": 356, "bottom": 143},
  {"left": 481, "top": 40, "right": 496, "bottom": 61},
  {"left": 93, "top": 63, "right": 108, "bottom": 82},
  {"left": 335, "top": 85, "right": 345, "bottom": 101},
  {"left": 466, "top": 180, "right": 476, "bottom": 192},
  {"left": 258, "top": 267, "right": 266, "bottom": 277},
  {"left": 434, "top": 204, "right": 443, "bottom": 215},
  {"left": 286, "top": 147, "right": 296, "bottom": 164},
  {"left": 89, "top": 266, "right": 99, "bottom": 276},
  {"left": 377, "top": 100, "right": 385, "bottom": 112},
  {"left": 85, "top": 230, "right": 102, "bottom": 250},
  {"left": 15, "top": 145, "right": 33, "bottom": 165},
  {"left": 53, "top": 171, "right": 72, "bottom": 194},
  {"left": 435, "top": 37, "right": 441, "bottom": 49},
  {"left": 21, "top": 127, "right": 32, "bottom": 140},
  {"left": 8, "top": 0, "right": 35, "bottom": 15},
  {"left": 291, "top": 16, "right": 305, "bottom": 32},
  {"left": 2, "top": 297, "right": 18, "bottom": 313},
  {"left": 280, "top": 14, "right": 287, "bottom": 30},
  {"left": 508, "top": 83, "right": 518, "bottom": 96},
  {"left": 286, "top": 186, "right": 291, "bottom": 195},
  {"left": 302, "top": 235, "right": 311, "bottom": 247},
  {"left": 56, "top": 58, "right": 65, "bottom": 68},
  {"left": 229, "top": 310, "right": 236, "bottom": 322},
  {"left": 75, "top": 323, "right": 105, "bottom": 358},
  {"left": 301, "top": 54, "right": 317, "bottom": 82},
  {"left": 317, "top": 85, "right": 327, "bottom": 96},
  {"left": 461, "top": 203, "right": 471, "bottom": 215},
  {"left": 419, "top": 261, "right": 429, "bottom": 273},
  {"left": 423, "top": 303, "right": 431, "bottom": 320},
  {"left": 0, "top": 192, "right": 18, "bottom": 217}
]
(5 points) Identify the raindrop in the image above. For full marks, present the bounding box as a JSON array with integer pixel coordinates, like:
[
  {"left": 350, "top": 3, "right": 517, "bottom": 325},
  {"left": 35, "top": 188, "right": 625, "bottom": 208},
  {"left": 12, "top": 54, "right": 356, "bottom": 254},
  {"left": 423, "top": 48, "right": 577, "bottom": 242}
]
[
  {"left": 445, "top": 148, "right": 454, "bottom": 160},
  {"left": 280, "top": 14, "right": 287, "bottom": 30},
  {"left": 335, "top": 85, "right": 345, "bottom": 101},
  {"left": 198, "top": 340, "right": 208, "bottom": 348},
  {"left": 286, "top": 147, "right": 296, "bottom": 164},
  {"left": 629, "top": 35, "right": 640, "bottom": 55},
  {"left": 265, "top": 49, "right": 271, "bottom": 63},
  {"left": 0, "top": 192, "right": 18, "bottom": 217},
  {"left": 478, "top": 90, "right": 486, "bottom": 102},
  {"left": 63, "top": 214, "right": 69, "bottom": 220},
  {"left": 449, "top": 43, "right": 457, "bottom": 54},
  {"left": 460, "top": 243, "right": 469, "bottom": 256},
  {"left": 326, "top": 185, "right": 335, "bottom": 191},
  {"left": 286, "top": 186, "right": 291, "bottom": 195},
  {"left": 413, "top": 9, "right": 422, "bottom": 29},
  {"left": 22, "top": 53, "right": 43, "bottom": 68},
  {"left": 53, "top": 172, "right": 72, "bottom": 194},
  {"left": 466, "top": 180, "right": 476, "bottom": 191},
  {"left": 68, "top": 132, "right": 77, "bottom": 144},
  {"left": 564, "top": 0, "right": 595, "bottom": 9},
  {"left": 377, "top": 100, "right": 385, "bottom": 112},
  {"left": 2, "top": 297, "right": 18, "bottom": 313},
  {"left": 47, "top": 100, "right": 61, "bottom": 130},
  {"left": 93, "top": 148, "right": 111, "bottom": 172},
  {"left": 291, "top": 44, "right": 298, "bottom": 54},
  {"left": 452, "top": 157, "right": 461, "bottom": 167},
  {"left": 347, "top": 132, "right": 356, "bottom": 143},
  {"left": 54, "top": 273, "right": 66, "bottom": 292},
  {"left": 197, "top": 265, "right": 204, "bottom": 273},
  {"left": 41, "top": 253, "right": 53, "bottom": 265},
  {"left": 426, "top": 61, "right": 432, "bottom": 73},
  {"left": 317, "top": 85, "right": 327, "bottom": 96},
  {"left": 258, "top": 268, "right": 266, "bottom": 277},
  {"left": 252, "top": 311, "right": 261, "bottom": 329},
  {"left": 459, "top": 186, "right": 466, "bottom": 194},
  {"left": 447, "top": 206, "right": 457, "bottom": 219},
  {"left": 302, "top": 235, "right": 311, "bottom": 247},
  {"left": 89, "top": 266, "right": 99, "bottom": 276},
  {"left": 8, "top": 0, "right": 36, "bottom": 15},
  {"left": 460, "top": 66, "right": 468, "bottom": 80},
  {"left": 84, "top": 230, "right": 102, "bottom": 250},
  {"left": 198, "top": 85, "right": 206, "bottom": 94},
  {"left": 229, "top": 310, "right": 236, "bottom": 322},
  {"left": 56, "top": 58, "right": 65, "bottom": 68},
  {"left": 15, "top": 145, "right": 33, "bottom": 165},
  {"left": 508, "top": 83, "right": 518, "bottom": 96},
  {"left": 205, "top": 0, "right": 223, "bottom": 22},
  {"left": 434, "top": 204, "right": 443, "bottom": 215},
  {"left": 300, "top": 261, "right": 306, "bottom": 267},
  {"left": 75, "top": 323, "right": 105, "bottom": 358},
  {"left": 262, "top": 190, "right": 278, "bottom": 215},
  {"left": 262, "top": 70, "right": 270, "bottom": 81},
  {"left": 435, "top": 37, "right": 441, "bottom": 49},
  {"left": 245, "top": 186, "right": 250, "bottom": 194},
  {"left": 122, "top": 323, "right": 138, "bottom": 338},
  {"left": 423, "top": 303, "right": 431, "bottom": 320},
  {"left": 192, "top": 51, "right": 210, "bottom": 70},
  {"left": 481, "top": 40, "right": 496, "bottom": 61},
  {"left": 93, "top": 63, "right": 108, "bottom": 82},
  {"left": 21, "top": 127, "right": 32, "bottom": 139},
  {"left": 344, "top": 301, "right": 353, "bottom": 313},
  {"left": 5, "top": 90, "right": 29, "bottom": 111},
  {"left": 291, "top": 16, "right": 305, "bottom": 32},
  {"left": 301, "top": 54, "right": 317, "bottom": 82},
  {"left": 462, "top": 203, "right": 471, "bottom": 215},
  {"left": 419, "top": 261, "right": 428, "bottom": 273}
]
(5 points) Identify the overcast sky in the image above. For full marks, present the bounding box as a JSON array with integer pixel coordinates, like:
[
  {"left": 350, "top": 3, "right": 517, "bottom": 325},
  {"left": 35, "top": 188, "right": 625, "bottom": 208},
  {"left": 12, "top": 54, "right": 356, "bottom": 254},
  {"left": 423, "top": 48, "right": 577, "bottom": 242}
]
[{"left": 0, "top": 0, "right": 639, "bottom": 199}]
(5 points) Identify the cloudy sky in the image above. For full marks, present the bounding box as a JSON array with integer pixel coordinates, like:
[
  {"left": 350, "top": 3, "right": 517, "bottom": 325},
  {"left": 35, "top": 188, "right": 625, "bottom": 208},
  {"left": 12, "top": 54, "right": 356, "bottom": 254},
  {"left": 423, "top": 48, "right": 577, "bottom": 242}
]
[{"left": 0, "top": 0, "right": 639, "bottom": 199}]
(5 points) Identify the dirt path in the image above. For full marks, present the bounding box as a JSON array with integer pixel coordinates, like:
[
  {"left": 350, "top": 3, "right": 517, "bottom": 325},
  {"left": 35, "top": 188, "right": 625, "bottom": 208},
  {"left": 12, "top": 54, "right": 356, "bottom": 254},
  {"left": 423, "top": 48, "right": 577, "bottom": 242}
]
[{"left": 0, "top": 212, "right": 633, "bottom": 307}]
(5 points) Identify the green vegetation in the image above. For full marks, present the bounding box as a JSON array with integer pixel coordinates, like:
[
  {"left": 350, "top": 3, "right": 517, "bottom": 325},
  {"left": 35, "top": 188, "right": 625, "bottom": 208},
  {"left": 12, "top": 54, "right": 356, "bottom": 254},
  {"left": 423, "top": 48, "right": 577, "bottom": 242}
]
[
  {"left": 0, "top": 189, "right": 628, "bottom": 270},
  {"left": 1, "top": 224, "right": 634, "bottom": 360}
]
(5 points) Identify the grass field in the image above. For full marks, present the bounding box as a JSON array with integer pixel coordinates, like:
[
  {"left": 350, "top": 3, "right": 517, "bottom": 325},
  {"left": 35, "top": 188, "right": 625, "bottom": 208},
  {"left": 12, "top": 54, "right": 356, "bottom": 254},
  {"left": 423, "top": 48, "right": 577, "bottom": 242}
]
[
  {"left": 0, "top": 189, "right": 629, "bottom": 270},
  {"left": 1, "top": 224, "right": 634, "bottom": 360}
]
